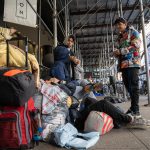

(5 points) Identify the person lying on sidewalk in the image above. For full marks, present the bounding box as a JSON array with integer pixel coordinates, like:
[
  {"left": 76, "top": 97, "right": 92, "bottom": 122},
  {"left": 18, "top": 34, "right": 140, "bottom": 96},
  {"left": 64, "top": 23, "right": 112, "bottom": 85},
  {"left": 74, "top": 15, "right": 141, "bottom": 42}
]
[
  {"left": 40, "top": 77, "right": 150, "bottom": 130},
  {"left": 74, "top": 97, "right": 150, "bottom": 131},
  {"left": 41, "top": 78, "right": 150, "bottom": 130},
  {"left": 45, "top": 77, "right": 102, "bottom": 100}
]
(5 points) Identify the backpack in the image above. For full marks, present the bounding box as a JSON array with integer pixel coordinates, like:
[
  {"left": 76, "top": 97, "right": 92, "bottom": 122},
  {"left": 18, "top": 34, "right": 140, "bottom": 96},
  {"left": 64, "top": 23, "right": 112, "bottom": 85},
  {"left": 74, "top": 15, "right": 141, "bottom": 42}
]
[
  {"left": 0, "top": 98, "right": 41, "bottom": 149},
  {"left": 0, "top": 68, "right": 36, "bottom": 106}
]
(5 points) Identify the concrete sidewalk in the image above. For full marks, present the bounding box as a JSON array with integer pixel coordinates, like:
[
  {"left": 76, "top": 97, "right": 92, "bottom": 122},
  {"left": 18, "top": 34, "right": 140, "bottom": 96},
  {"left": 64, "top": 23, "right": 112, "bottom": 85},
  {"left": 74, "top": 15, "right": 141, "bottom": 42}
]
[{"left": 35, "top": 96, "right": 150, "bottom": 150}]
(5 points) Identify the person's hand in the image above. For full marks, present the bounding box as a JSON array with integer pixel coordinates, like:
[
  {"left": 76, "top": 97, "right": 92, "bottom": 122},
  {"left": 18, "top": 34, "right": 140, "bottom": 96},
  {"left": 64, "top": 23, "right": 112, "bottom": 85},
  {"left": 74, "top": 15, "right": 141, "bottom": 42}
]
[
  {"left": 93, "top": 83, "right": 103, "bottom": 91},
  {"left": 10, "top": 28, "right": 17, "bottom": 35},
  {"left": 66, "top": 97, "right": 72, "bottom": 108},
  {"left": 69, "top": 56, "right": 76, "bottom": 62},
  {"left": 45, "top": 78, "right": 60, "bottom": 84},
  {"left": 74, "top": 58, "right": 80, "bottom": 65},
  {"left": 113, "top": 49, "right": 120, "bottom": 57},
  {"left": 69, "top": 56, "right": 80, "bottom": 64},
  {"left": 69, "top": 56, "right": 75, "bottom": 61}
]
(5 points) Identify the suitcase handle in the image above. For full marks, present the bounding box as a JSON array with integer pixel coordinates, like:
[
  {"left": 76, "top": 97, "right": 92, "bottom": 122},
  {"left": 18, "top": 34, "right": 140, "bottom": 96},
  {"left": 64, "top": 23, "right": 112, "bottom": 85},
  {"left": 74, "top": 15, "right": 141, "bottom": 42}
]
[{"left": 6, "top": 37, "right": 28, "bottom": 69}]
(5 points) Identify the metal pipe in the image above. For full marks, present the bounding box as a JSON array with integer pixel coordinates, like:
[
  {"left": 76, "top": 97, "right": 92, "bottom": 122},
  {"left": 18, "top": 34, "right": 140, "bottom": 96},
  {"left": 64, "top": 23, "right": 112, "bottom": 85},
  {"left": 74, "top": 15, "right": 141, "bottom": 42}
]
[
  {"left": 26, "top": 0, "right": 53, "bottom": 36},
  {"left": 57, "top": 0, "right": 73, "bottom": 16},
  {"left": 106, "top": 25, "right": 110, "bottom": 68},
  {"left": 99, "top": 54, "right": 101, "bottom": 79},
  {"left": 65, "top": 0, "right": 68, "bottom": 37},
  {"left": 116, "top": 0, "right": 121, "bottom": 17},
  {"left": 74, "top": 3, "right": 105, "bottom": 35},
  {"left": 119, "top": 0, "right": 123, "bottom": 17},
  {"left": 53, "top": 0, "right": 57, "bottom": 47},
  {"left": 67, "top": 12, "right": 70, "bottom": 36},
  {"left": 139, "top": 0, "right": 150, "bottom": 104},
  {"left": 70, "top": 0, "right": 102, "bottom": 32},
  {"left": 38, "top": 0, "right": 41, "bottom": 64},
  {"left": 47, "top": 0, "right": 65, "bottom": 36},
  {"left": 110, "top": 11, "right": 115, "bottom": 51}
]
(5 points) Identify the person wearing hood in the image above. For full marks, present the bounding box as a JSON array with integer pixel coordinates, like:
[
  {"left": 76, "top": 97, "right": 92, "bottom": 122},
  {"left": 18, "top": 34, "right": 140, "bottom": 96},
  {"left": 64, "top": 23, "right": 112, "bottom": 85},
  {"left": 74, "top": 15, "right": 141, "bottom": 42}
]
[
  {"left": 50, "top": 35, "right": 80, "bottom": 82},
  {"left": 113, "top": 18, "right": 141, "bottom": 118}
]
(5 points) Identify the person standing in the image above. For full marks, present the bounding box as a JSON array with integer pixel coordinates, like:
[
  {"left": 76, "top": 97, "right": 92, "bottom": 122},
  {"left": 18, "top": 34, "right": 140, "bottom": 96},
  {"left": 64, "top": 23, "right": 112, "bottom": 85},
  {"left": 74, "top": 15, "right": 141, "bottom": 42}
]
[
  {"left": 109, "top": 75, "right": 116, "bottom": 95},
  {"left": 113, "top": 18, "right": 141, "bottom": 118}
]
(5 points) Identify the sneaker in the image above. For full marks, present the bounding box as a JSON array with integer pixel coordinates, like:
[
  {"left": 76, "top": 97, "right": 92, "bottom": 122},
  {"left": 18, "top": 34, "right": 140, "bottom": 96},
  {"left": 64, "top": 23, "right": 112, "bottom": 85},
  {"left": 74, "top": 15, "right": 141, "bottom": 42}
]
[
  {"left": 132, "top": 112, "right": 142, "bottom": 119},
  {"left": 127, "top": 117, "right": 147, "bottom": 129},
  {"left": 126, "top": 109, "right": 142, "bottom": 119},
  {"left": 146, "top": 120, "right": 150, "bottom": 127}
]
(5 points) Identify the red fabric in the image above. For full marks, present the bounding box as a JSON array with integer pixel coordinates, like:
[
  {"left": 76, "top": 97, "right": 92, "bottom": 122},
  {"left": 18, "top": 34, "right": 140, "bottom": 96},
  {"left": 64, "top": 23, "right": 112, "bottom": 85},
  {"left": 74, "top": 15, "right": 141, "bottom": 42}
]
[
  {"left": 0, "top": 98, "right": 34, "bottom": 148},
  {"left": 3, "top": 69, "right": 28, "bottom": 76},
  {"left": 133, "top": 51, "right": 139, "bottom": 57},
  {"left": 28, "top": 97, "right": 35, "bottom": 111},
  {"left": 0, "top": 113, "right": 20, "bottom": 148},
  {"left": 101, "top": 112, "right": 113, "bottom": 135}
]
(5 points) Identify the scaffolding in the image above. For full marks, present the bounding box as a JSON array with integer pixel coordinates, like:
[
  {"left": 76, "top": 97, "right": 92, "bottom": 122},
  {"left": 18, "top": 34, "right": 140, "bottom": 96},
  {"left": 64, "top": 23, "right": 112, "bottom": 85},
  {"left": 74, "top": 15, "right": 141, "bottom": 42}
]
[{"left": 25, "top": 0, "right": 150, "bottom": 103}]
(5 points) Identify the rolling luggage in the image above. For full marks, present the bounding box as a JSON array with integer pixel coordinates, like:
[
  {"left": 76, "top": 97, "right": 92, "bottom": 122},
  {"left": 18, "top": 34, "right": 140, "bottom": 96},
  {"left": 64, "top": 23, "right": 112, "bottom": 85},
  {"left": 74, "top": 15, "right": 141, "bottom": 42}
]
[
  {"left": 0, "top": 98, "right": 36, "bottom": 149},
  {"left": 0, "top": 37, "right": 36, "bottom": 106}
]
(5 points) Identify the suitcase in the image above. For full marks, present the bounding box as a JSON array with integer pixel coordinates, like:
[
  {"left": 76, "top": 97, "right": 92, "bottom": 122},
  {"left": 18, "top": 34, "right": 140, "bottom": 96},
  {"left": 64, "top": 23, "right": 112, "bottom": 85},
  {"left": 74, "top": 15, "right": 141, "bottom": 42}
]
[
  {"left": 0, "top": 98, "right": 35, "bottom": 149},
  {"left": 0, "top": 37, "right": 36, "bottom": 106}
]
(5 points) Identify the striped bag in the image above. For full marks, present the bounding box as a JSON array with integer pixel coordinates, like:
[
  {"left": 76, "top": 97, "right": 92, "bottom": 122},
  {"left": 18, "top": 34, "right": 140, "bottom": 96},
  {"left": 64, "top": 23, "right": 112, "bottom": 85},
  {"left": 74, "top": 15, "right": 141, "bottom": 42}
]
[{"left": 84, "top": 111, "right": 114, "bottom": 135}]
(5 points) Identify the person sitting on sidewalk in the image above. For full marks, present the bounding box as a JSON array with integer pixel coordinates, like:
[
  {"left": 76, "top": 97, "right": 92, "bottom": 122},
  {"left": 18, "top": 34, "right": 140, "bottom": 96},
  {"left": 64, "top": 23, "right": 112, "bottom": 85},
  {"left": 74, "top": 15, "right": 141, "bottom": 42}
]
[{"left": 50, "top": 35, "right": 80, "bottom": 83}]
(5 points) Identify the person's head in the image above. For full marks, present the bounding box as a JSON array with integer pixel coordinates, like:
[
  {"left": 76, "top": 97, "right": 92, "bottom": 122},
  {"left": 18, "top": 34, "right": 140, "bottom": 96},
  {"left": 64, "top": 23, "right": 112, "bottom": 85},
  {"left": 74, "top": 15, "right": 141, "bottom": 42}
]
[
  {"left": 64, "top": 35, "right": 75, "bottom": 48},
  {"left": 114, "top": 17, "right": 128, "bottom": 33}
]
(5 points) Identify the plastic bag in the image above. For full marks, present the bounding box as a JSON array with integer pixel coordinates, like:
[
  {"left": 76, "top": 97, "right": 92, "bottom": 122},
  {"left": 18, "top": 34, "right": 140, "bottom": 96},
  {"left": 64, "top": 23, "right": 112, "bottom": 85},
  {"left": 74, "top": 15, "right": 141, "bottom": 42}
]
[{"left": 41, "top": 82, "right": 68, "bottom": 114}]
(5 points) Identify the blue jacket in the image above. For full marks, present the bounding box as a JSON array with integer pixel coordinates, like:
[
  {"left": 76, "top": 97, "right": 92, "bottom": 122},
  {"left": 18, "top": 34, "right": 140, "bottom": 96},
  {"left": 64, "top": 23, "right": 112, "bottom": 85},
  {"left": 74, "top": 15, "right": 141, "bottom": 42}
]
[
  {"left": 50, "top": 44, "right": 75, "bottom": 81},
  {"left": 50, "top": 61, "right": 70, "bottom": 81}
]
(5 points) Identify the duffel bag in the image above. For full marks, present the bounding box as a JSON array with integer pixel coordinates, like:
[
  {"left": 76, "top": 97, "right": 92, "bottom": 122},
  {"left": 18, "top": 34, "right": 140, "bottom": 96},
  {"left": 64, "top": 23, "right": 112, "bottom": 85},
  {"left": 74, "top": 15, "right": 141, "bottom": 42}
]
[
  {"left": 0, "top": 68, "right": 36, "bottom": 106},
  {"left": 84, "top": 111, "right": 114, "bottom": 135}
]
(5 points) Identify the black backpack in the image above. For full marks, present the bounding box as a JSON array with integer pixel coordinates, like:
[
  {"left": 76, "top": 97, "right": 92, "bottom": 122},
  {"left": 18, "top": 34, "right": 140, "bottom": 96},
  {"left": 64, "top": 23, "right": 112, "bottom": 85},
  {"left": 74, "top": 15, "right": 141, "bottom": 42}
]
[{"left": 0, "top": 68, "right": 36, "bottom": 106}]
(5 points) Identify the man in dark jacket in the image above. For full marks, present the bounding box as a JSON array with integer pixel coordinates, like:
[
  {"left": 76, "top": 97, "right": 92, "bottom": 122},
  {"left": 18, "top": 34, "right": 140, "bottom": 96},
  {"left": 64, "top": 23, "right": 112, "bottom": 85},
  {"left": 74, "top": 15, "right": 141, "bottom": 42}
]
[{"left": 50, "top": 35, "right": 80, "bottom": 82}]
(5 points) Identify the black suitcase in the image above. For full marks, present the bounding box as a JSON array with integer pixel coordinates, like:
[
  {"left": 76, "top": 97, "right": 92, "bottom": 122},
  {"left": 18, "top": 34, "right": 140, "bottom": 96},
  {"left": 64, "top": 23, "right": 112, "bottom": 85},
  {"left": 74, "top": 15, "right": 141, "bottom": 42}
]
[{"left": 0, "top": 37, "right": 36, "bottom": 106}]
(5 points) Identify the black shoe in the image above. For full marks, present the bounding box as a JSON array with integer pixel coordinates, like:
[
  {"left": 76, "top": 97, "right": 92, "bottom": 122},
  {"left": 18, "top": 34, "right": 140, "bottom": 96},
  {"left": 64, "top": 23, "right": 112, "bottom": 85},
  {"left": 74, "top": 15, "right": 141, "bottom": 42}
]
[{"left": 132, "top": 112, "right": 142, "bottom": 119}]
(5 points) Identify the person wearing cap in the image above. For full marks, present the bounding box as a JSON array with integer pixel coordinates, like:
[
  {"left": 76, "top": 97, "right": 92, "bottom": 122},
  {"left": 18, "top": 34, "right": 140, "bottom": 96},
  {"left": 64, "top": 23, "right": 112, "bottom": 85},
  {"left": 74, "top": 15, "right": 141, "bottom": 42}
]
[{"left": 113, "top": 17, "right": 141, "bottom": 118}]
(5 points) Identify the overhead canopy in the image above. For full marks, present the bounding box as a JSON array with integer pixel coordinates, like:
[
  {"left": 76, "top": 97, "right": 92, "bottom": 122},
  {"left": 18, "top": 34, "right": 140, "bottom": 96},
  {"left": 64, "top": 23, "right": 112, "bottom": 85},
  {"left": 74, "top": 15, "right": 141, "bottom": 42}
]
[{"left": 68, "top": 0, "right": 150, "bottom": 66}]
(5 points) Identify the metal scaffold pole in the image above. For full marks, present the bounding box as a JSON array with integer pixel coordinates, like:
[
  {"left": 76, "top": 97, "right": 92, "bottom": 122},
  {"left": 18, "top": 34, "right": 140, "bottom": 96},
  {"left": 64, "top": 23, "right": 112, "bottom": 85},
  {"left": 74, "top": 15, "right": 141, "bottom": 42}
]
[
  {"left": 53, "top": 0, "right": 57, "bottom": 47},
  {"left": 26, "top": 0, "right": 53, "bottom": 37},
  {"left": 106, "top": 25, "right": 110, "bottom": 68},
  {"left": 99, "top": 54, "right": 101, "bottom": 79},
  {"left": 65, "top": 0, "right": 68, "bottom": 37},
  {"left": 117, "top": 0, "right": 121, "bottom": 17},
  {"left": 139, "top": 0, "right": 150, "bottom": 105},
  {"left": 119, "top": 0, "right": 123, "bottom": 17},
  {"left": 37, "top": 0, "right": 41, "bottom": 64}
]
